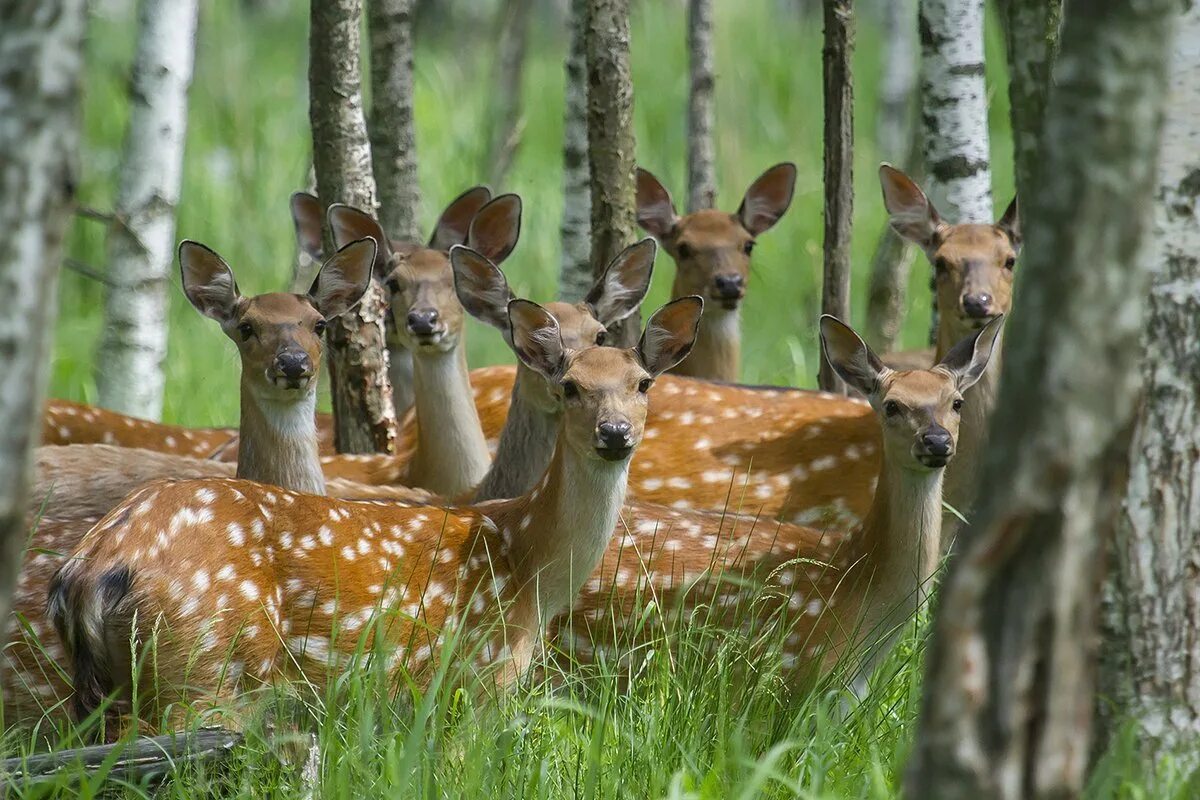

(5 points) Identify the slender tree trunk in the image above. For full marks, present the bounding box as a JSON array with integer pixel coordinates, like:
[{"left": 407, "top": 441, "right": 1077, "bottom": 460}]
[
  {"left": 863, "top": 0, "right": 918, "bottom": 352},
  {"left": 310, "top": 0, "right": 397, "bottom": 454},
  {"left": 585, "top": 0, "right": 639, "bottom": 345},
  {"left": 907, "top": 1, "right": 1176, "bottom": 796},
  {"left": 1001, "top": 0, "right": 1064, "bottom": 205},
  {"left": 1098, "top": 0, "right": 1200, "bottom": 764},
  {"left": 558, "top": 0, "right": 592, "bottom": 302},
  {"left": 486, "top": 0, "right": 534, "bottom": 187},
  {"left": 95, "top": 0, "right": 199, "bottom": 420},
  {"left": 366, "top": 0, "right": 419, "bottom": 418},
  {"left": 686, "top": 0, "right": 716, "bottom": 213},
  {"left": 0, "top": 0, "right": 86, "bottom": 639},
  {"left": 818, "top": 0, "right": 854, "bottom": 393},
  {"left": 917, "top": 0, "right": 992, "bottom": 344}
]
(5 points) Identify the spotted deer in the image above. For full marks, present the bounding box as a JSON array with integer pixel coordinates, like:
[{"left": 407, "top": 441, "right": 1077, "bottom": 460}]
[
  {"left": 634, "top": 163, "right": 797, "bottom": 381},
  {"left": 50, "top": 297, "right": 704, "bottom": 727}
]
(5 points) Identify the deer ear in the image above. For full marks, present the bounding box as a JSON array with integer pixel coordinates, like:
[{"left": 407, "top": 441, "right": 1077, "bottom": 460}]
[
  {"left": 291, "top": 192, "right": 325, "bottom": 261},
  {"left": 879, "top": 163, "right": 946, "bottom": 250},
  {"left": 585, "top": 238, "right": 656, "bottom": 327},
  {"left": 467, "top": 193, "right": 522, "bottom": 264},
  {"left": 451, "top": 245, "right": 513, "bottom": 332},
  {"left": 429, "top": 186, "right": 492, "bottom": 251},
  {"left": 179, "top": 241, "right": 241, "bottom": 324},
  {"left": 819, "top": 315, "right": 887, "bottom": 397},
  {"left": 638, "top": 296, "right": 703, "bottom": 377},
  {"left": 635, "top": 168, "right": 679, "bottom": 239},
  {"left": 998, "top": 197, "right": 1021, "bottom": 254},
  {"left": 938, "top": 315, "right": 1004, "bottom": 392},
  {"left": 508, "top": 299, "right": 566, "bottom": 380},
  {"left": 328, "top": 204, "right": 392, "bottom": 277},
  {"left": 308, "top": 238, "right": 376, "bottom": 318},
  {"left": 737, "top": 162, "right": 796, "bottom": 236}
]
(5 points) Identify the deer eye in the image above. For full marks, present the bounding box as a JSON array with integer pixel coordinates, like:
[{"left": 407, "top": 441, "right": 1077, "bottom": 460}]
[
  {"left": 1004, "top": 255, "right": 1016, "bottom": 270},
  {"left": 315, "top": 319, "right": 327, "bottom": 335},
  {"left": 386, "top": 277, "right": 401, "bottom": 293},
  {"left": 638, "top": 378, "right": 653, "bottom": 394},
  {"left": 562, "top": 380, "right": 579, "bottom": 400},
  {"left": 743, "top": 240, "right": 755, "bottom": 256},
  {"left": 952, "top": 398, "right": 964, "bottom": 413},
  {"left": 595, "top": 330, "right": 608, "bottom": 346},
  {"left": 884, "top": 400, "right": 901, "bottom": 417},
  {"left": 676, "top": 242, "right": 693, "bottom": 260},
  {"left": 934, "top": 257, "right": 950, "bottom": 275},
  {"left": 238, "top": 322, "right": 254, "bottom": 342}
]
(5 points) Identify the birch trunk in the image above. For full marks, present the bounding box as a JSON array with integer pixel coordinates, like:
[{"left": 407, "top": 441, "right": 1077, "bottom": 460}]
[
  {"left": 686, "top": 0, "right": 716, "bottom": 214},
  {"left": 310, "top": 0, "right": 397, "bottom": 454},
  {"left": 558, "top": 0, "right": 592, "bottom": 302},
  {"left": 366, "top": 0, "right": 418, "bottom": 418},
  {"left": 1001, "top": 0, "right": 1064, "bottom": 207},
  {"left": 818, "top": 0, "right": 854, "bottom": 393},
  {"left": 585, "top": 0, "right": 639, "bottom": 345},
  {"left": 1099, "top": 0, "right": 1200, "bottom": 764},
  {"left": 486, "top": 0, "right": 533, "bottom": 187},
  {"left": 95, "top": 0, "right": 199, "bottom": 420},
  {"left": 0, "top": 0, "right": 86, "bottom": 636},
  {"left": 906, "top": 0, "right": 1176, "bottom": 795}
]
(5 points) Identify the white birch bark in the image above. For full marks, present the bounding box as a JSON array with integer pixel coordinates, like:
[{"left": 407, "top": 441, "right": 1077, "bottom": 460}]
[
  {"left": 686, "top": 0, "right": 716, "bottom": 213},
  {"left": 95, "top": 0, "right": 199, "bottom": 420},
  {"left": 558, "top": 0, "right": 592, "bottom": 302}
]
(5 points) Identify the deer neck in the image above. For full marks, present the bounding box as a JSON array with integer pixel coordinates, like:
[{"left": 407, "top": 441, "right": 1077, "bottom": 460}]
[
  {"left": 236, "top": 381, "right": 325, "bottom": 495},
  {"left": 470, "top": 362, "right": 560, "bottom": 502},
  {"left": 670, "top": 304, "right": 740, "bottom": 381},
  {"left": 407, "top": 342, "right": 492, "bottom": 497},
  {"left": 935, "top": 325, "right": 1003, "bottom": 519}
]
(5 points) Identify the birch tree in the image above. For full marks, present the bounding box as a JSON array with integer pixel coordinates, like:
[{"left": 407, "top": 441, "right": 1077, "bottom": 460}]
[
  {"left": 907, "top": 0, "right": 1176, "bottom": 794},
  {"left": 310, "top": 0, "right": 397, "bottom": 454},
  {"left": 1000, "top": 0, "right": 1064, "bottom": 203},
  {"left": 686, "top": 0, "right": 716, "bottom": 213},
  {"left": 585, "top": 0, "right": 639, "bottom": 345},
  {"left": 1100, "top": 0, "right": 1200, "bottom": 763},
  {"left": 558, "top": 0, "right": 592, "bottom": 302},
  {"left": 95, "top": 0, "right": 199, "bottom": 420},
  {"left": 486, "top": 0, "right": 534, "bottom": 187},
  {"left": 0, "top": 0, "right": 86, "bottom": 634}
]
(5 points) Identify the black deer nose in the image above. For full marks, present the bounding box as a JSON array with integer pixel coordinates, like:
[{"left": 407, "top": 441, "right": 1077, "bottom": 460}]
[
  {"left": 274, "top": 351, "right": 311, "bottom": 379},
  {"left": 714, "top": 274, "right": 744, "bottom": 299},
  {"left": 597, "top": 420, "right": 632, "bottom": 449},
  {"left": 921, "top": 428, "right": 953, "bottom": 457},
  {"left": 407, "top": 308, "right": 439, "bottom": 335},
  {"left": 962, "top": 293, "right": 993, "bottom": 319}
]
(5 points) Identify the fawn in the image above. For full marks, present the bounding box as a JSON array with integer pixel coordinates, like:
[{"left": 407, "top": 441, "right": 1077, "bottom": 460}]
[
  {"left": 50, "top": 297, "right": 704, "bottom": 727},
  {"left": 635, "top": 163, "right": 797, "bottom": 381}
]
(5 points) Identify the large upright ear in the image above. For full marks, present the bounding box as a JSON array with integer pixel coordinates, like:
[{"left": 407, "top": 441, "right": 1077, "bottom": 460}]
[
  {"left": 879, "top": 163, "right": 945, "bottom": 250},
  {"left": 467, "top": 193, "right": 522, "bottom": 264},
  {"left": 328, "top": 204, "right": 391, "bottom": 276},
  {"left": 291, "top": 192, "right": 325, "bottom": 261},
  {"left": 635, "top": 168, "right": 678, "bottom": 239},
  {"left": 429, "top": 186, "right": 492, "bottom": 251},
  {"left": 508, "top": 299, "right": 566, "bottom": 380},
  {"left": 937, "top": 315, "right": 1004, "bottom": 392},
  {"left": 637, "top": 296, "right": 703, "bottom": 377},
  {"left": 308, "top": 237, "right": 376, "bottom": 318},
  {"left": 737, "top": 162, "right": 797, "bottom": 236},
  {"left": 450, "top": 245, "right": 513, "bottom": 331},
  {"left": 997, "top": 197, "right": 1021, "bottom": 254},
  {"left": 585, "top": 238, "right": 656, "bottom": 327},
  {"left": 819, "top": 315, "right": 888, "bottom": 398},
  {"left": 179, "top": 241, "right": 241, "bottom": 324}
]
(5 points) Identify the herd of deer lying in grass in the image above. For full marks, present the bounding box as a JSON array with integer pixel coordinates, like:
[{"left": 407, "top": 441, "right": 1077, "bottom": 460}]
[{"left": 3, "top": 163, "right": 1018, "bottom": 739}]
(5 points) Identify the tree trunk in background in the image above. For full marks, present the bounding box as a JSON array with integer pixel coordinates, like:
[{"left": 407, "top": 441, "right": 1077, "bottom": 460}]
[
  {"left": 310, "top": 0, "right": 397, "bottom": 454},
  {"left": 558, "top": 0, "right": 592, "bottom": 302},
  {"left": 686, "top": 0, "right": 716, "bottom": 213},
  {"left": 1098, "top": 1, "right": 1200, "bottom": 764},
  {"left": 367, "top": 0, "right": 419, "bottom": 419},
  {"left": 863, "top": 0, "right": 918, "bottom": 352},
  {"left": 585, "top": 0, "right": 639, "bottom": 345},
  {"left": 1001, "top": 0, "right": 1063, "bottom": 206},
  {"left": 486, "top": 0, "right": 534, "bottom": 187},
  {"left": 906, "top": 0, "right": 1176, "bottom": 795},
  {"left": 95, "top": 0, "right": 199, "bottom": 421},
  {"left": 0, "top": 0, "right": 85, "bottom": 642},
  {"left": 818, "top": 0, "right": 854, "bottom": 394},
  {"left": 917, "top": 0, "right": 992, "bottom": 344}
]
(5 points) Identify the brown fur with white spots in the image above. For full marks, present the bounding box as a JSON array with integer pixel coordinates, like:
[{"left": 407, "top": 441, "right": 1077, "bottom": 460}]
[{"left": 50, "top": 297, "right": 703, "bottom": 729}]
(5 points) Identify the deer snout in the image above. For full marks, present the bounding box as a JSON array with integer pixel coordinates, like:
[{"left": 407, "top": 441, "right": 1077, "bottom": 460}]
[
  {"left": 713, "top": 274, "right": 745, "bottom": 301},
  {"left": 272, "top": 351, "right": 313, "bottom": 388},
  {"left": 914, "top": 425, "right": 954, "bottom": 469},
  {"left": 961, "top": 292, "right": 994, "bottom": 320},
  {"left": 406, "top": 308, "right": 440, "bottom": 337},
  {"left": 595, "top": 420, "right": 634, "bottom": 461}
]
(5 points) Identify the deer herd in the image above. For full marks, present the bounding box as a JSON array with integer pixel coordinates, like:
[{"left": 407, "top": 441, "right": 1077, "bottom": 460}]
[{"left": 3, "top": 164, "right": 1018, "bottom": 739}]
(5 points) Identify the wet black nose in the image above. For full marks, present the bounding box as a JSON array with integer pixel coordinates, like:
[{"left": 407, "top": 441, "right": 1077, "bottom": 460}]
[
  {"left": 714, "top": 274, "right": 744, "bottom": 298},
  {"left": 597, "top": 420, "right": 632, "bottom": 449},
  {"left": 921, "top": 428, "right": 953, "bottom": 457},
  {"left": 962, "top": 293, "right": 993, "bottom": 319},
  {"left": 275, "top": 351, "right": 311, "bottom": 379},
  {"left": 407, "top": 308, "right": 439, "bottom": 335}
]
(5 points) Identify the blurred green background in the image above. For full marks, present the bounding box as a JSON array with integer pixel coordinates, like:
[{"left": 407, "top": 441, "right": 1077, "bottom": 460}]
[{"left": 55, "top": 0, "right": 1014, "bottom": 426}]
